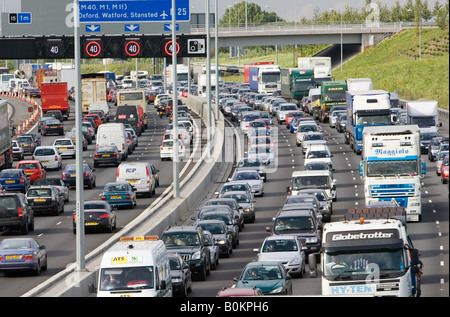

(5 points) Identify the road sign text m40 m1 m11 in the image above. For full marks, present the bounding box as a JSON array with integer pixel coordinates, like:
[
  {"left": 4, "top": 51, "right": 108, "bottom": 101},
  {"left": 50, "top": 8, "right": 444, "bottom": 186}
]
[{"left": 0, "top": 34, "right": 207, "bottom": 59}]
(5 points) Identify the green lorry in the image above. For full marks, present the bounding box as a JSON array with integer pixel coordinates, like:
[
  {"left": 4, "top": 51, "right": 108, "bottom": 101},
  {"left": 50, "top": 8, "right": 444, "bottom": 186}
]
[
  {"left": 280, "top": 68, "right": 315, "bottom": 106},
  {"left": 318, "top": 80, "right": 347, "bottom": 123}
]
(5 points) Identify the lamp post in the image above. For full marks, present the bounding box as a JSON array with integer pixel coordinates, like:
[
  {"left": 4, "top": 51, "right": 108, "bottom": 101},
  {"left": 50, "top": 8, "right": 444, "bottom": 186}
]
[{"left": 329, "top": 8, "right": 343, "bottom": 71}]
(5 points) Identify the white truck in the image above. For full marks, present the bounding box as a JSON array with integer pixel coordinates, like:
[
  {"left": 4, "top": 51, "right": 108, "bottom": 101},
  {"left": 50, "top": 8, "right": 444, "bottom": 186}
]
[
  {"left": 359, "top": 125, "right": 426, "bottom": 222},
  {"left": 405, "top": 100, "right": 441, "bottom": 154},
  {"left": 92, "top": 236, "right": 172, "bottom": 297},
  {"left": 249, "top": 64, "right": 281, "bottom": 94},
  {"left": 298, "top": 57, "right": 332, "bottom": 85},
  {"left": 198, "top": 64, "right": 220, "bottom": 98},
  {"left": 165, "top": 64, "right": 189, "bottom": 86},
  {"left": 308, "top": 207, "right": 423, "bottom": 297},
  {"left": 346, "top": 78, "right": 373, "bottom": 92}
]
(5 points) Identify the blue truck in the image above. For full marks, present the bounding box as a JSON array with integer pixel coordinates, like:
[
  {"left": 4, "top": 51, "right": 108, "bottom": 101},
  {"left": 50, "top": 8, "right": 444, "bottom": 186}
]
[{"left": 344, "top": 90, "right": 392, "bottom": 154}]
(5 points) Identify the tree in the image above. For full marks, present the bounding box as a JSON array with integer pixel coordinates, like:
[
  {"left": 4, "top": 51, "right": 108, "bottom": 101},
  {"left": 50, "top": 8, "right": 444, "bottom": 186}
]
[
  {"left": 391, "top": 1, "right": 403, "bottom": 22},
  {"left": 402, "top": 0, "right": 415, "bottom": 21},
  {"left": 421, "top": 0, "right": 433, "bottom": 21},
  {"left": 435, "top": 0, "right": 449, "bottom": 29}
]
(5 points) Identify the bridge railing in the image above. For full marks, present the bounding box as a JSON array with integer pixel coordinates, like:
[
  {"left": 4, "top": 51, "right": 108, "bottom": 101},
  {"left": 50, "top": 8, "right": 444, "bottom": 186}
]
[{"left": 191, "top": 21, "right": 437, "bottom": 33}]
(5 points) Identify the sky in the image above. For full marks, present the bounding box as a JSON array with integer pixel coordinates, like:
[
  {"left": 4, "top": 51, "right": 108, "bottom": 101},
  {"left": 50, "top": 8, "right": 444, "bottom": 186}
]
[{"left": 190, "top": 0, "right": 446, "bottom": 21}]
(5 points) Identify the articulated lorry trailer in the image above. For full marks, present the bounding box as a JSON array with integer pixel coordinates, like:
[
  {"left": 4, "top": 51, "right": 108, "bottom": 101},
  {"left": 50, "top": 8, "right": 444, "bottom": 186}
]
[
  {"left": 0, "top": 100, "right": 13, "bottom": 171},
  {"left": 280, "top": 68, "right": 314, "bottom": 106},
  {"left": 297, "top": 57, "right": 332, "bottom": 85},
  {"left": 308, "top": 207, "right": 423, "bottom": 297},
  {"left": 360, "top": 125, "right": 426, "bottom": 222},
  {"left": 345, "top": 90, "right": 391, "bottom": 154}
]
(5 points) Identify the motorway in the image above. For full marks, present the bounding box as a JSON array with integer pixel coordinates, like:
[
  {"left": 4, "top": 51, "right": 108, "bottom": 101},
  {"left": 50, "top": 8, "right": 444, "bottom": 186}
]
[
  {"left": 1, "top": 94, "right": 449, "bottom": 297},
  {"left": 0, "top": 96, "right": 199, "bottom": 297}
]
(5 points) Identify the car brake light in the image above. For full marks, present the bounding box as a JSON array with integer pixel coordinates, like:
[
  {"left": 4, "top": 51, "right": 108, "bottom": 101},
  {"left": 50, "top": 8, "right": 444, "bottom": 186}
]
[
  {"left": 99, "top": 214, "right": 110, "bottom": 219},
  {"left": 0, "top": 255, "right": 3, "bottom": 261},
  {"left": 22, "top": 254, "right": 34, "bottom": 260},
  {"left": 55, "top": 155, "right": 58, "bottom": 161},
  {"left": 113, "top": 153, "right": 117, "bottom": 157},
  {"left": 146, "top": 167, "right": 150, "bottom": 183},
  {"left": 94, "top": 153, "right": 99, "bottom": 158},
  {"left": 20, "top": 178, "right": 25, "bottom": 183},
  {"left": 18, "top": 207, "right": 23, "bottom": 219},
  {"left": 116, "top": 168, "right": 119, "bottom": 181},
  {"left": 126, "top": 195, "right": 131, "bottom": 199},
  {"left": 101, "top": 195, "right": 106, "bottom": 200},
  {"left": 62, "top": 172, "right": 66, "bottom": 178},
  {"left": 84, "top": 172, "right": 90, "bottom": 177}
]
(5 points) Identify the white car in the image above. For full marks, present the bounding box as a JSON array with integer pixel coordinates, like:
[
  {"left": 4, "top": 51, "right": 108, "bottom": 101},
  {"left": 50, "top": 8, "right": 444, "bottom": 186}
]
[
  {"left": 32, "top": 145, "right": 62, "bottom": 170},
  {"left": 296, "top": 122, "right": 320, "bottom": 146},
  {"left": 53, "top": 138, "right": 76, "bottom": 158},
  {"left": 304, "top": 144, "right": 333, "bottom": 168},
  {"left": 247, "top": 144, "right": 275, "bottom": 165},
  {"left": 160, "top": 139, "right": 185, "bottom": 161},
  {"left": 229, "top": 168, "right": 264, "bottom": 196},
  {"left": 301, "top": 132, "right": 327, "bottom": 154},
  {"left": 254, "top": 235, "right": 306, "bottom": 278},
  {"left": 276, "top": 103, "right": 298, "bottom": 124}
]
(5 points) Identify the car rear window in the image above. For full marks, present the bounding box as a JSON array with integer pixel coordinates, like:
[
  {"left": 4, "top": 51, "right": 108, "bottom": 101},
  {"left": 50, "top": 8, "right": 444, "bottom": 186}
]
[
  {"left": 0, "top": 170, "right": 21, "bottom": 178},
  {"left": 34, "top": 148, "right": 56, "bottom": 156},
  {"left": 0, "top": 196, "right": 18, "bottom": 212},
  {"left": 28, "top": 188, "right": 52, "bottom": 196},
  {"left": 18, "top": 163, "right": 38, "bottom": 169}
]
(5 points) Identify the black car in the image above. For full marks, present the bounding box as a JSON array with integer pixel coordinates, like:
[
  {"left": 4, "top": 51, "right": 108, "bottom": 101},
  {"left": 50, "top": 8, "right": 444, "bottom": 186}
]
[
  {"left": 73, "top": 200, "right": 117, "bottom": 234},
  {"left": 61, "top": 164, "right": 96, "bottom": 188},
  {"left": 45, "top": 110, "right": 64, "bottom": 122},
  {"left": 196, "top": 211, "right": 240, "bottom": 249},
  {"left": 93, "top": 145, "right": 121, "bottom": 167},
  {"left": 161, "top": 226, "right": 211, "bottom": 281},
  {"left": 41, "top": 118, "right": 64, "bottom": 136},
  {"left": 16, "top": 134, "right": 41, "bottom": 155},
  {"left": 196, "top": 219, "right": 233, "bottom": 258},
  {"left": 0, "top": 193, "right": 34, "bottom": 234},
  {"left": 168, "top": 254, "right": 192, "bottom": 297},
  {"left": 26, "top": 186, "right": 64, "bottom": 216},
  {"left": 226, "top": 65, "right": 240, "bottom": 74}
]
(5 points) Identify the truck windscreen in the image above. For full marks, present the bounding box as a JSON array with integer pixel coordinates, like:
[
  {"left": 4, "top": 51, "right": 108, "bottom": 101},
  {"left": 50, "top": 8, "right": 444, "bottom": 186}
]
[{"left": 366, "top": 160, "right": 419, "bottom": 177}]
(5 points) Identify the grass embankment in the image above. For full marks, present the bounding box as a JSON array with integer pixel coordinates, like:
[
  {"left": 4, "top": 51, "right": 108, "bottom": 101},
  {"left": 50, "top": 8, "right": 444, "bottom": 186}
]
[{"left": 333, "top": 28, "right": 449, "bottom": 110}]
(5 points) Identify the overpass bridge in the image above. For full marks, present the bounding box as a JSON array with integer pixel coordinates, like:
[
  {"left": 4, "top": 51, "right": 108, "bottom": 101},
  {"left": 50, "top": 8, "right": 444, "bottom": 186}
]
[{"left": 191, "top": 22, "right": 414, "bottom": 51}]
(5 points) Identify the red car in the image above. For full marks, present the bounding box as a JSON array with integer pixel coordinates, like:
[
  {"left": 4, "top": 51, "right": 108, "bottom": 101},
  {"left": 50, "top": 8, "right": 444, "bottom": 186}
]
[
  {"left": 16, "top": 160, "right": 46, "bottom": 183},
  {"left": 84, "top": 114, "right": 102, "bottom": 128},
  {"left": 441, "top": 155, "right": 449, "bottom": 184},
  {"left": 285, "top": 111, "right": 306, "bottom": 129}
]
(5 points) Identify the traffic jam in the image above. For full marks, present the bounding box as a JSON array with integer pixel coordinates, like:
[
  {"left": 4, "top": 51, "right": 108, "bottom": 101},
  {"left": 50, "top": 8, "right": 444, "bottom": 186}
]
[{"left": 0, "top": 60, "right": 448, "bottom": 298}]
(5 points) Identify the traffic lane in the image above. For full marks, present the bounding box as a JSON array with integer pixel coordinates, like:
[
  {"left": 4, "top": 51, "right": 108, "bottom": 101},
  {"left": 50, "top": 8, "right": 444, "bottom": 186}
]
[
  {"left": 0, "top": 105, "right": 187, "bottom": 296},
  {"left": 408, "top": 155, "right": 449, "bottom": 297},
  {"left": 188, "top": 124, "right": 300, "bottom": 296}
]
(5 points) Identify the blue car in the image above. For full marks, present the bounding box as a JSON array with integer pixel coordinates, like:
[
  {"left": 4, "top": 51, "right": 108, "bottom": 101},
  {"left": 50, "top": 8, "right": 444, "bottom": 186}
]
[
  {"left": 0, "top": 169, "right": 31, "bottom": 193},
  {"left": 233, "top": 261, "right": 292, "bottom": 295},
  {"left": 61, "top": 164, "right": 96, "bottom": 189},
  {"left": 100, "top": 182, "right": 137, "bottom": 209},
  {"left": 0, "top": 238, "right": 47, "bottom": 275}
]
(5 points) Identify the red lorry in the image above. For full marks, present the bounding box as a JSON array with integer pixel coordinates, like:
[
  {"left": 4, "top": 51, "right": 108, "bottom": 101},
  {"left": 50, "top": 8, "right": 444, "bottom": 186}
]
[{"left": 40, "top": 82, "right": 69, "bottom": 120}]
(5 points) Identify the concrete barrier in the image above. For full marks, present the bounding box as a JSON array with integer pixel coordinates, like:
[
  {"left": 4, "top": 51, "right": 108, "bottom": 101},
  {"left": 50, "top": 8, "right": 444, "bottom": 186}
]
[{"left": 22, "top": 95, "right": 225, "bottom": 297}]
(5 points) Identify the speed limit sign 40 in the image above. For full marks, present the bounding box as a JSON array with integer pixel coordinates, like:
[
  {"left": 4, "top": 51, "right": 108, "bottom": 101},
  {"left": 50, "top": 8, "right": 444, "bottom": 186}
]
[{"left": 164, "top": 40, "right": 180, "bottom": 56}]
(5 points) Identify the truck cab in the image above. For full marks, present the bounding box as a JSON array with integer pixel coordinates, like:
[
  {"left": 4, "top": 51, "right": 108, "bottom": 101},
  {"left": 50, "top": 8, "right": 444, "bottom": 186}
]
[{"left": 308, "top": 208, "right": 423, "bottom": 297}]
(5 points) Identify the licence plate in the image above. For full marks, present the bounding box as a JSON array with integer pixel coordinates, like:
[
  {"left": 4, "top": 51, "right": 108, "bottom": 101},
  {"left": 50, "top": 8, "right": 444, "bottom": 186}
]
[
  {"left": 34, "top": 198, "right": 46, "bottom": 202},
  {"left": 59, "top": 147, "right": 67, "bottom": 150},
  {"left": 86, "top": 222, "right": 98, "bottom": 226},
  {"left": 5, "top": 180, "right": 15, "bottom": 183},
  {"left": 102, "top": 154, "right": 111, "bottom": 157},
  {"left": 111, "top": 195, "right": 122, "bottom": 199},
  {"left": 41, "top": 161, "right": 49, "bottom": 163},
  {"left": 167, "top": 147, "right": 172, "bottom": 150},
  {"left": 26, "top": 172, "right": 33, "bottom": 175},
  {"left": 70, "top": 174, "right": 76, "bottom": 177},
  {"left": 51, "top": 126, "right": 57, "bottom": 128},
  {"left": 23, "top": 144, "right": 28, "bottom": 146},
  {"left": 128, "top": 180, "right": 139, "bottom": 183},
  {"left": 5, "top": 255, "right": 21, "bottom": 260}
]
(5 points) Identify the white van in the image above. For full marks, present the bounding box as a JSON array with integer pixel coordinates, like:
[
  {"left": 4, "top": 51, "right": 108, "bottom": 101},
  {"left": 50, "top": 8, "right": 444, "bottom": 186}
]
[
  {"left": 96, "top": 123, "right": 129, "bottom": 160},
  {"left": 116, "top": 162, "right": 157, "bottom": 197},
  {"left": 94, "top": 236, "right": 172, "bottom": 297}
]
